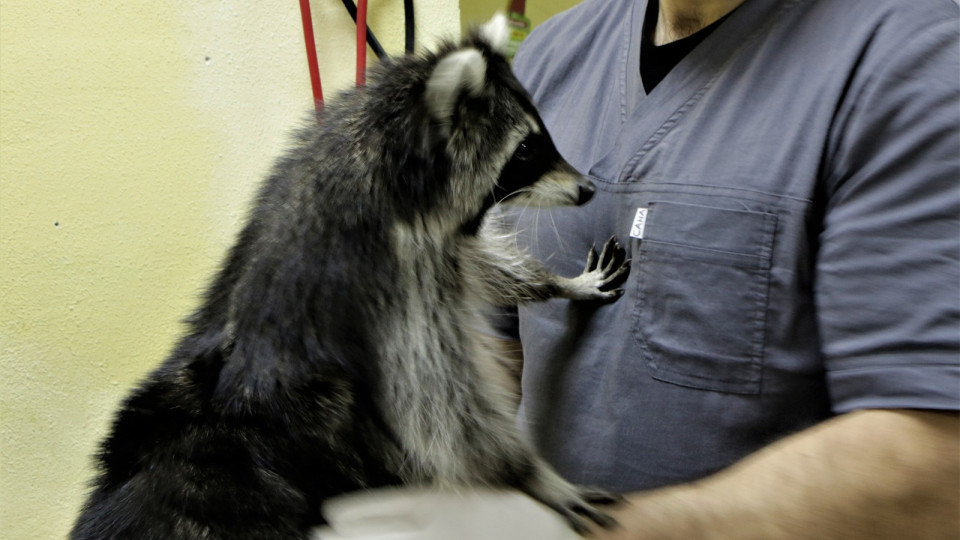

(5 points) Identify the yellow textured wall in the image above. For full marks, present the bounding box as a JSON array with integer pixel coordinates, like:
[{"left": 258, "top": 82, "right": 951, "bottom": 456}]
[
  {"left": 460, "top": 0, "right": 583, "bottom": 31},
  {"left": 0, "top": 2, "right": 460, "bottom": 538}
]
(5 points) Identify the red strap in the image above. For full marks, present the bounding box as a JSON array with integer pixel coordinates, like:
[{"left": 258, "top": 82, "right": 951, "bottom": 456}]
[
  {"left": 299, "top": 0, "right": 373, "bottom": 113},
  {"left": 298, "top": 0, "right": 324, "bottom": 111},
  {"left": 356, "top": 0, "right": 368, "bottom": 86}
]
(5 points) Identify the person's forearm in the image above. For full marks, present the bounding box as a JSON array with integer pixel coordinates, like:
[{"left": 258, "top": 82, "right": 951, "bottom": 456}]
[{"left": 591, "top": 409, "right": 959, "bottom": 539}]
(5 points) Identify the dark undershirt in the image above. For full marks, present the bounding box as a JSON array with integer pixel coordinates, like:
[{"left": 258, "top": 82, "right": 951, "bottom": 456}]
[{"left": 641, "top": 1, "right": 732, "bottom": 93}]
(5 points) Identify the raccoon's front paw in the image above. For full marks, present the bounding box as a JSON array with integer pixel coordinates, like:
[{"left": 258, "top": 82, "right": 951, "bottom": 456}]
[
  {"left": 559, "top": 236, "right": 630, "bottom": 301},
  {"left": 538, "top": 484, "right": 622, "bottom": 534}
]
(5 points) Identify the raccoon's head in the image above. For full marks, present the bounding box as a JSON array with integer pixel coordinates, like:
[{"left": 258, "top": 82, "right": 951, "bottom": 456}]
[{"left": 422, "top": 14, "right": 595, "bottom": 229}]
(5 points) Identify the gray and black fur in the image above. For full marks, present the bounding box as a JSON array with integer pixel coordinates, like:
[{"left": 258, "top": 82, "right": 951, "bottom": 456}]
[{"left": 71, "top": 16, "right": 629, "bottom": 540}]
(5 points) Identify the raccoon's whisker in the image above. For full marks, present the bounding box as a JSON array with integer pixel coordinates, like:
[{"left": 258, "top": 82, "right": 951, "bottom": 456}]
[
  {"left": 531, "top": 201, "right": 544, "bottom": 262},
  {"left": 496, "top": 186, "right": 535, "bottom": 206},
  {"left": 548, "top": 204, "right": 567, "bottom": 256},
  {"left": 518, "top": 199, "right": 533, "bottom": 254},
  {"left": 503, "top": 194, "right": 535, "bottom": 253},
  {"left": 488, "top": 184, "right": 501, "bottom": 206}
]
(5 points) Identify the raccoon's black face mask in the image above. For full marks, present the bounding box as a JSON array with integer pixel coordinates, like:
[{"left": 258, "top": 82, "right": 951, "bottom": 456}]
[
  {"left": 495, "top": 132, "right": 553, "bottom": 201},
  {"left": 492, "top": 130, "right": 594, "bottom": 206}
]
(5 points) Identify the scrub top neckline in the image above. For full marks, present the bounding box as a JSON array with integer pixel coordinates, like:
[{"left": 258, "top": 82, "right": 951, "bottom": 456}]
[
  {"left": 597, "top": 0, "right": 800, "bottom": 183},
  {"left": 640, "top": 0, "right": 734, "bottom": 93}
]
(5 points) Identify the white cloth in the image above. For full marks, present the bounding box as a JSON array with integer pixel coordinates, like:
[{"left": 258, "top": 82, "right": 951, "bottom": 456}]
[{"left": 313, "top": 488, "right": 582, "bottom": 540}]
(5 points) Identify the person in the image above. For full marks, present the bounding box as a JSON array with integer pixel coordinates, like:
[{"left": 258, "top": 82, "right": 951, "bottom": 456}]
[
  {"left": 501, "top": 0, "right": 960, "bottom": 537},
  {"left": 319, "top": 0, "right": 959, "bottom": 538}
]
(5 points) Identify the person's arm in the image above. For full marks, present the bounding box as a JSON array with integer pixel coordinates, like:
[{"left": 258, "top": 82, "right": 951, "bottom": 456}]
[{"left": 590, "top": 408, "right": 959, "bottom": 539}]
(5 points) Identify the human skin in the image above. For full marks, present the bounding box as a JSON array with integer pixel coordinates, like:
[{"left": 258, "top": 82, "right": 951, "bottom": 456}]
[{"left": 588, "top": 409, "right": 960, "bottom": 539}]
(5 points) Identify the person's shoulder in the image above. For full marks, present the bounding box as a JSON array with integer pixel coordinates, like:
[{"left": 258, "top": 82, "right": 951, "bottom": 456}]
[
  {"left": 513, "top": 0, "right": 634, "bottom": 93},
  {"left": 519, "top": 0, "right": 625, "bottom": 56},
  {"left": 793, "top": 0, "right": 957, "bottom": 75},
  {"left": 819, "top": 0, "right": 958, "bottom": 34},
  {"left": 875, "top": 0, "right": 958, "bottom": 19}
]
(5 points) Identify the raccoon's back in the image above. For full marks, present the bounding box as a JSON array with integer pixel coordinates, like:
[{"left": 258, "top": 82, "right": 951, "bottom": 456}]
[
  {"left": 72, "top": 343, "right": 402, "bottom": 540},
  {"left": 215, "top": 112, "right": 404, "bottom": 337}
]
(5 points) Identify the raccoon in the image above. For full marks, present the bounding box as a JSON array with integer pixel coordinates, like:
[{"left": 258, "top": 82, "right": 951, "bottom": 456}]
[{"left": 71, "top": 15, "right": 629, "bottom": 540}]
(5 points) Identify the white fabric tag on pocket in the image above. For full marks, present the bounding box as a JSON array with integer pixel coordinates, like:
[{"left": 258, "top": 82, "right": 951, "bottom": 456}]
[{"left": 630, "top": 207, "right": 648, "bottom": 239}]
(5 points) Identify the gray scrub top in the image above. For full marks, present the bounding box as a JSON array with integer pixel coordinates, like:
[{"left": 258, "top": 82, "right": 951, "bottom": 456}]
[{"left": 508, "top": 0, "right": 960, "bottom": 492}]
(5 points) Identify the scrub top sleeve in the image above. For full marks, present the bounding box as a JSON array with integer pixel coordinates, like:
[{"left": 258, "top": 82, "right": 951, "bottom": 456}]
[
  {"left": 511, "top": 13, "right": 552, "bottom": 94},
  {"left": 818, "top": 17, "right": 960, "bottom": 413}
]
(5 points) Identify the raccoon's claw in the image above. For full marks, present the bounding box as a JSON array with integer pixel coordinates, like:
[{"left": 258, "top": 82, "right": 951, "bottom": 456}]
[
  {"left": 546, "top": 486, "right": 621, "bottom": 534},
  {"left": 588, "top": 237, "right": 628, "bottom": 280},
  {"left": 584, "top": 237, "right": 619, "bottom": 270},
  {"left": 604, "top": 259, "right": 631, "bottom": 291},
  {"left": 565, "top": 237, "right": 630, "bottom": 301},
  {"left": 556, "top": 237, "right": 630, "bottom": 302},
  {"left": 578, "top": 487, "right": 625, "bottom": 506},
  {"left": 521, "top": 464, "right": 623, "bottom": 534}
]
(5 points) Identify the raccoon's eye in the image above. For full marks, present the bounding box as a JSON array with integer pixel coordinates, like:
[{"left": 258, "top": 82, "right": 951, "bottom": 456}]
[{"left": 513, "top": 138, "right": 535, "bottom": 162}]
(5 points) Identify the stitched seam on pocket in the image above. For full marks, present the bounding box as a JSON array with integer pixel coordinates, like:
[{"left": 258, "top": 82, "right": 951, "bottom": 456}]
[{"left": 642, "top": 240, "right": 769, "bottom": 269}]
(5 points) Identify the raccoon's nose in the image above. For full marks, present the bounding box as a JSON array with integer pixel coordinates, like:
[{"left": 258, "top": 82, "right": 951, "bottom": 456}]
[{"left": 576, "top": 180, "right": 596, "bottom": 205}]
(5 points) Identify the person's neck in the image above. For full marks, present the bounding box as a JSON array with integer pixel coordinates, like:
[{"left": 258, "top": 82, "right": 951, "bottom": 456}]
[{"left": 652, "top": 0, "right": 745, "bottom": 45}]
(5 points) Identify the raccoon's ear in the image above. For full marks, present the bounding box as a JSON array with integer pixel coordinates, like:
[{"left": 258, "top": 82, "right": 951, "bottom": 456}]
[
  {"left": 478, "top": 13, "right": 511, "bottom": 55},
  {"left": 425, "top": 48, "right": 486, "bottom": 125}
]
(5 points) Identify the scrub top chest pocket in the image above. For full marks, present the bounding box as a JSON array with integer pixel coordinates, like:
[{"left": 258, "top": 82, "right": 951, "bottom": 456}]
[{"left": 633, "top": 201, "right": 778, "bottom": 394}]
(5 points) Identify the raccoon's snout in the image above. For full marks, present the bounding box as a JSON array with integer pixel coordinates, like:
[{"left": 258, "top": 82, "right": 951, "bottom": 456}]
[{"left": 576, "top": 180, "right": 595, "bottom": 205}]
